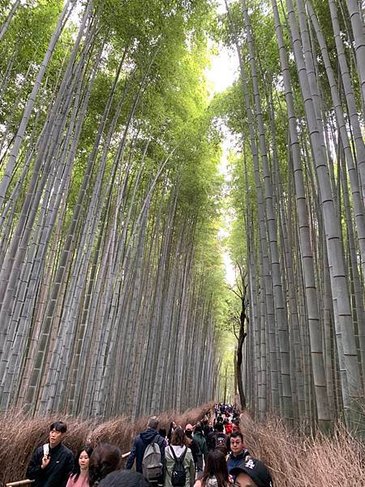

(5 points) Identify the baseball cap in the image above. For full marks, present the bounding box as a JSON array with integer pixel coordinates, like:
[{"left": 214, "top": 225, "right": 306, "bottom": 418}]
[
  {"left": 230, "top": 457, "right": 273, "bottom": 487},
  {"left": 185, "top": 423, "right": 193, "bottom": 431}
]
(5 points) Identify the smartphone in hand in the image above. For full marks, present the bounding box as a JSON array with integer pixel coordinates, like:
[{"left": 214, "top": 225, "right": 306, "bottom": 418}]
[{"left": 43, "top": 443, "right": 50, "bottom": 458}]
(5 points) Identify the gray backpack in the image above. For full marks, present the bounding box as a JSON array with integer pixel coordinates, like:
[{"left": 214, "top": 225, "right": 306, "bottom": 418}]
[{"left": 142, "top": 435, "right": 163, "bottom": 481}]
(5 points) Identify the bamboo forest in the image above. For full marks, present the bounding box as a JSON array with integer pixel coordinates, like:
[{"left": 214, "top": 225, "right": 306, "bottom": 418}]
[{"left": 1, "top": 0, "right": 365, "bottom": 444}]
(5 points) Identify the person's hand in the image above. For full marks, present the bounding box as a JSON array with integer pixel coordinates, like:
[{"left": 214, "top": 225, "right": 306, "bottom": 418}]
[{"left": 41, "top": 455, "right": 50, "bottom": 469}]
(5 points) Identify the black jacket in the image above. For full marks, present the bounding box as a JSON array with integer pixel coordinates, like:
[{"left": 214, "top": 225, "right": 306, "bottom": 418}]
[
  {"left": 26, "top": 443, "right": 74, "bottom": 487},
  {"left": 191, "top": 438, "right": 201, "bottom": 465},
  {"left": 125, "top": 427, "right": 166, "bottom": 473},
  {"left": 99, "top": 470, "right": 149, "bottom": 487}
]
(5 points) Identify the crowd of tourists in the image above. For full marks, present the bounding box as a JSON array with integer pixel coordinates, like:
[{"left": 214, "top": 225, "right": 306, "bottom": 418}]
[{"left": 25, "top": 406, "right": 273, "bottom": 487}]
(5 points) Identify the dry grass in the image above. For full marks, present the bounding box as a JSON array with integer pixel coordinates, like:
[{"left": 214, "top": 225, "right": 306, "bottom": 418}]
[
  {"left": 0, "top": 404, "right": 213, "bottom": 484},
  {"left": 239, "top": 413, "right": 365, "bottom": 486},
  {"left": 2, "top": 406, "right": 364, "bottom": 486}
]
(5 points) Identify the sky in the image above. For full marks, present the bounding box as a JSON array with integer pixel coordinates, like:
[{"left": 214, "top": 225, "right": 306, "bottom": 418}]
[
  {"left": 205, "top": 38, "right": 239, "bottom": 287},
  {"left": 205, "top": 0, "right": 239, "bottom": 94},
  {"left": 206, "top": 47, "right": 238, "bottom": 94},
  {"left": 204, "top": 0, "right": 241, "bottom": 287}
]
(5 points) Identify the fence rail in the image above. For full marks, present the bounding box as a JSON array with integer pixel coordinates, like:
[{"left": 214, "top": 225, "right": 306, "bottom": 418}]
[
  {"left": 5, "top": 452, "right": 131, "bottom": 486},
  {"left": 6, "top": 481, "right": 34, "bottom": 487}
]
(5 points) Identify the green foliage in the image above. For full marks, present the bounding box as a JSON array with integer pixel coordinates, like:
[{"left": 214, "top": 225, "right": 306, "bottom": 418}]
[
  {"left": 0, "top": 0, "right": 65, "bottom": 127},
  {"left": 0, "top": 0, "right": 237, "bottom": 407},
  {"left": 0, "top": 0, "right": 63, "bottom": 67}
]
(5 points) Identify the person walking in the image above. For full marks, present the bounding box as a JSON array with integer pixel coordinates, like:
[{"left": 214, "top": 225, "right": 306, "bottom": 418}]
[
  {"left": 88, "top": 443, "right": 121, "bottom": 487},
  {"left": 126, "top": 416, "right": 166, "bottom": 485},
  {"left": 192, "top": 423, "right": 207, "bottom": 474},
  {"left": 164, "top": 427, "right": 195, "bottom": 487},
  {"left": 230, "top": 458, "right": 273, "bottom": 487},
  {"left": 66, "top": 446, "right": 93, "bottom": 487},
  {"left": 167, "top": 422, "right": 177, "bottom": 444},
  {"left": 194, "top": 450, "right": 232, "bottom": 487},
  {"left": 206, "top": 423, "right": 228, "bottom": 456},
  {"left": 226, "top": 433, "right": 249, "bottom": 475},
  {"left": 26, "top": 421, "right": 74, "bottom": 487},
  {"left": 184, "top": 424, "right": 201, "bottom": 475},
  {"left": 99, "top": 470, "right": 149, "bottom": 487}
]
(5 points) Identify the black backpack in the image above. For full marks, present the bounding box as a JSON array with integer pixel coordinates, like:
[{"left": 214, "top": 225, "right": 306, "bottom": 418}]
[
  {"left": 169, "top": 446, "right": 187, "bottom": 486},
  {"left": 214, "top": 432, "right": 227, "bottom": 455}
]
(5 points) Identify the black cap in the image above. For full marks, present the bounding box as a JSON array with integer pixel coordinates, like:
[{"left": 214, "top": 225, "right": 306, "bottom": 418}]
[{"left": 230, "top": 458, "right": 273, "bottom": 487}]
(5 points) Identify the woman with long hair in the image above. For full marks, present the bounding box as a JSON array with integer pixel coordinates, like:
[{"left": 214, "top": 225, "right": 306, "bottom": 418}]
[
  {"left": 194, "top": 450, "right": 232, "bottom": 487},
  {"left": 164, "top": 426, "right": 195, "bottom": 487},
  {"left": 66, "top": 446, "right": 94, "bottom": 487}
]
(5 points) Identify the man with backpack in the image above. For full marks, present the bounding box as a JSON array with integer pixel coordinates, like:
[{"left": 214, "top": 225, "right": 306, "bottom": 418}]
[
  {"left": 206, "top": 422, "right": 228, "bottom": 455},
  {"left": 126, "top": 416, "right": 166, "bottom": 486}
]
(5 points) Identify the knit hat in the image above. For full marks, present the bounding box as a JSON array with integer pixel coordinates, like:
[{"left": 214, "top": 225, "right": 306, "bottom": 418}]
[
  {"left": 98, "top": 470, "right": 149, "bottom": 487},
  {"left": 230, "top": 458, "right": 273, "bottom": 487}
]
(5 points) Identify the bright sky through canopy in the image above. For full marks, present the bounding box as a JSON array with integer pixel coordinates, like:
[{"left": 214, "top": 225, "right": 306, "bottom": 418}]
[
  {"left": 206, "top": 0, "right": 238, "bottom": 93},
  {"left": 206, "top": 47, "right": 238, "bottom": 94},
  {"left": 204, "top": 2, "right": 239, "bottom": 286}
]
